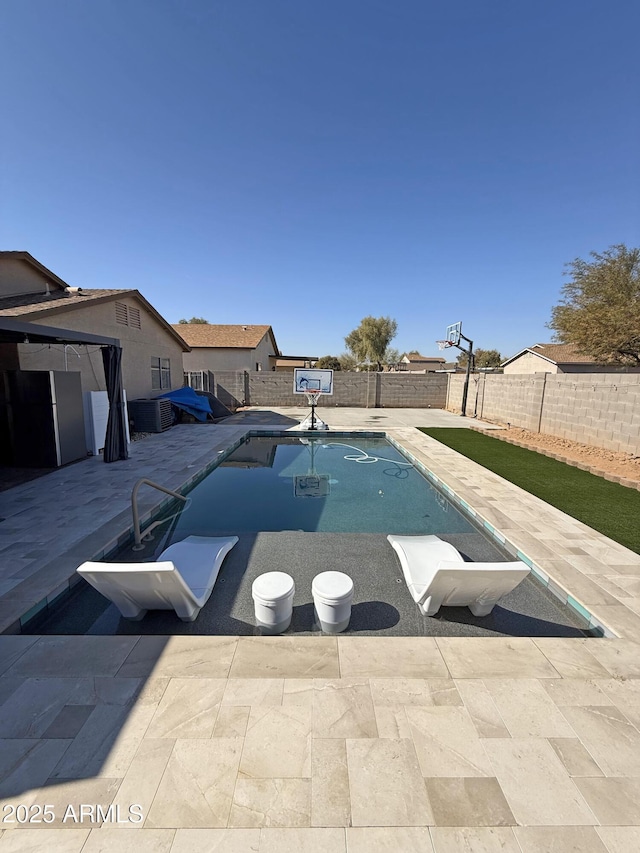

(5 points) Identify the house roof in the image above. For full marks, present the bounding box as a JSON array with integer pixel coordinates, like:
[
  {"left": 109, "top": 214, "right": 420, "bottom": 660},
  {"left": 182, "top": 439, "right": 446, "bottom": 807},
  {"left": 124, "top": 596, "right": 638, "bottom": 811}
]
[
  {"left": 501, "top": 342, "right": 599, "bottom": 367},
  {"left": 401, "top": 353, "right": 446, "bottom": 363},
  {"left": 172, "top": 323, "right": 279, "bottom": 353},
  {"left": 0, "top": 250, "right": 72, "bottom": 290},
  {"left": 0, "top": 287, "right": 191, "bottom": 351}
]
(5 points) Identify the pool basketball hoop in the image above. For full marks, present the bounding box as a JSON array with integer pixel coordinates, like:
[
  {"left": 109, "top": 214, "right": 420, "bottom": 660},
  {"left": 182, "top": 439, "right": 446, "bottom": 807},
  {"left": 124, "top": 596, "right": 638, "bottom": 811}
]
[
  {"left": 301, "top": 389, "right": 325, "bottom": 430},
  {"left": 293, "top": 368, "right": 333, "bottom": 431}
]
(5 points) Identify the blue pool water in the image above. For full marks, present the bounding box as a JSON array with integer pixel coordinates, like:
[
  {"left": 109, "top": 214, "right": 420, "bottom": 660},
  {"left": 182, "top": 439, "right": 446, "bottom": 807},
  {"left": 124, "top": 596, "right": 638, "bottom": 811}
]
[{"left": 167, "top": 435, "right": 477, "bottom": 538}]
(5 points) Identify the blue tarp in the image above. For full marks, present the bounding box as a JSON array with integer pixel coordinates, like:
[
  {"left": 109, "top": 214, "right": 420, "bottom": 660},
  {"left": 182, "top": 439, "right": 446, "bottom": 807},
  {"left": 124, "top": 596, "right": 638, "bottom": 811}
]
[{"left": 158, "top": 387, "right": 213, "bottom": 422}]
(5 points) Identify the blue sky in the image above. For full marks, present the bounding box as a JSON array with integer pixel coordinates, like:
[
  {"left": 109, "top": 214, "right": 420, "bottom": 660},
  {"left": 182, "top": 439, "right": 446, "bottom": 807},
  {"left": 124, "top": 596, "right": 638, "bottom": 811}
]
[{"left": 2, "top": 1, "right": 638, "bottom": 360}]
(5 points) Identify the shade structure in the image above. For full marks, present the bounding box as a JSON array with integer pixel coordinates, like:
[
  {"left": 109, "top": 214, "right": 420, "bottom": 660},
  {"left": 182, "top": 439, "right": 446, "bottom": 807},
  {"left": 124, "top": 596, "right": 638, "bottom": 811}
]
[{"left": 101, "top": 344, "right": 129, "bottom": 463}]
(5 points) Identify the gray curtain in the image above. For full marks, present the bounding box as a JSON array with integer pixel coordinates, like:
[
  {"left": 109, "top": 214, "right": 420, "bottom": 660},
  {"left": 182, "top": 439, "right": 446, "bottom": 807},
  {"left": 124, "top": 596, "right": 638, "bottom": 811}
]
[{"left": 101, "top": 345, "right": 129, "bottom": 463}]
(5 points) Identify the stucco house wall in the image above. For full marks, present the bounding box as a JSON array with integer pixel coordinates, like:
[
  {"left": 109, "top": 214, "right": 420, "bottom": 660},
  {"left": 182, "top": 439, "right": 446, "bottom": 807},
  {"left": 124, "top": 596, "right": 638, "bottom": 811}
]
[
  {"left": 503, "top": 351, "right": 559, "bottom": 374},
  {"left": 182, "top": 331, "right": 277, "bottom": 373},
  {"left": 0, "top": 258, "right": 54, "bottom": 298},
  {"left": 17, "top": 295, "right": 186, "bottom": 400}
]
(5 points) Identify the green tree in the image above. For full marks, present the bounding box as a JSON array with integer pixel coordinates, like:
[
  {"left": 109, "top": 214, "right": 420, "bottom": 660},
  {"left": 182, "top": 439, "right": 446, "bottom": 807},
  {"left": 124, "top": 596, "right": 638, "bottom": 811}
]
[
  {"left": 384, "top": 347, "right": 401, "bottom": 368},
  {"left": 315, "top": 355, "right": 342, "bottom": 370},
  {"left": 548, "top": 244, "right": 640, "bottom": 364},
  {"left": 178, "top": 317, "right": 209, "bottom": 324},
  {"left": 344, "top": 316, "right": 398, "bottom": 371},
  {"left": 338, "top": 352, "right": 358, "bottom": 371},
  {"left": 457, "top": 348, "right": 502, "bottom": 369}
]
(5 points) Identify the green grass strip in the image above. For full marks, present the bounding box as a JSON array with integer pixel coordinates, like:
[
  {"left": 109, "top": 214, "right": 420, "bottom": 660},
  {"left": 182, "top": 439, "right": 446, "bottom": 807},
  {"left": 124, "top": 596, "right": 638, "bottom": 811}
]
[{"left": 418, "top": 428, "right": 640, "bottom": 554}]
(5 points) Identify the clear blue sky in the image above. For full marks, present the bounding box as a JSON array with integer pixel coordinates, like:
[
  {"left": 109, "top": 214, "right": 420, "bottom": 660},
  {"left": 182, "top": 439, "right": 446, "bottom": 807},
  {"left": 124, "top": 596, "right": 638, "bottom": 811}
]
[{"left": 2, "top": 1, "right": 638, "bottom": 360}]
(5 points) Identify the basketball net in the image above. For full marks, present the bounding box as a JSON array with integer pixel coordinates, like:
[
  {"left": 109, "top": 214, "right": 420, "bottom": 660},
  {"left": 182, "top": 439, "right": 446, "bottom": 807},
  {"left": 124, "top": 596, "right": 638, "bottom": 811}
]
[
  {"left": 436, "top": 340, "right": 453, "bottom": 351},
  {"left": 304, "top": 390, "right": 322, "bottom": 406}
]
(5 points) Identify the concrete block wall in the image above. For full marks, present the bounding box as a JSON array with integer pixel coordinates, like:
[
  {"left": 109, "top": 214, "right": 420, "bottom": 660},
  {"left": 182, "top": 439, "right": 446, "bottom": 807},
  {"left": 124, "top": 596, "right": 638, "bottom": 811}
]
[
  {"left": 455, "top": 373, "right": 640, "bottom": 455},
  {"left": 539, "top": 374, "right": 640, "bottom": 454},
  {"left": 216, "top": 371, "right": 448, "bottom": 409},
  {"left": 213, "top": 371, "right": 248, "bottom": 410},
  {"left": 477, "top": 374, "right": 547, "bottom": 433},
  {"left": 378, "top": 373, "right": 448, "bottom": 408}
]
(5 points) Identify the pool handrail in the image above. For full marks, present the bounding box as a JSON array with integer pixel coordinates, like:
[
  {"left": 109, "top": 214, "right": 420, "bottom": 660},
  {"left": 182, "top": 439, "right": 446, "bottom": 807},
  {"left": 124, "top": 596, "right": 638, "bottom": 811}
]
[{"left": 131, "top": 478, "right": 188, "bottom": 549}]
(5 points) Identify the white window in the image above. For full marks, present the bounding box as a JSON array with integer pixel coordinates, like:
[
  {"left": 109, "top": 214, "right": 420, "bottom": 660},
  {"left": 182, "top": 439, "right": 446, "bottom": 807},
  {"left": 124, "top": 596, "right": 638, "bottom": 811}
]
[{"left": 151, "top": 357, "right": 171, "bottom": 390}]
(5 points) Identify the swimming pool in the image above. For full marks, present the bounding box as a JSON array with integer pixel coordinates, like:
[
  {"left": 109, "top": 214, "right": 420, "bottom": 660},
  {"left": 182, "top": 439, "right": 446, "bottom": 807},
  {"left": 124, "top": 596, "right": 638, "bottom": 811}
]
[
  {"left": 166, "top": 435, "right": 478, "bottom": 538},
  {"left": 28, "top": 432, "right": 595, "bottom": 638}
]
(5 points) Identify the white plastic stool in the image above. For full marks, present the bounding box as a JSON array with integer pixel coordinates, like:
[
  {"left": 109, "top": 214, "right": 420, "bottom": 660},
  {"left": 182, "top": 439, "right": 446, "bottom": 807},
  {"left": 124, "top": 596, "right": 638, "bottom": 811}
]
[
  {"left": 252, "top": 571, "right": 295, "bottom": 634},
  {"left": 312, "top": 571, "right": 354, "bottom": 634}
]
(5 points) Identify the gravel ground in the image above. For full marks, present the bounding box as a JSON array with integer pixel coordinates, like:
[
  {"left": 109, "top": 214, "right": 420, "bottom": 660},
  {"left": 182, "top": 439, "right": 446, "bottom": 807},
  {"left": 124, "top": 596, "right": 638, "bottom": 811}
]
[{"left": 475, "top": 424, "right": 640, "bottom": 488}]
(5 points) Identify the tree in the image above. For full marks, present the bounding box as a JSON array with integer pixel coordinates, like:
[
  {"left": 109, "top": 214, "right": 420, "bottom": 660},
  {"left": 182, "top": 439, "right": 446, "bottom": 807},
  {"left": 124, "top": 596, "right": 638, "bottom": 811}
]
[
  {"left": 338, "top": 352, "right": 358, "bottom": 371},
  {"left": 456, "top": 348, "right": 502, "bottom": 369},
  {"left": 384, "top": 347, "right": 401, "bottom": 368},
  {"left": 548, "top": 244, "right": 640, "bottom": 364},
  {"left": 315, "top": 355, "right": 341, "bottom": 370},
  {"left": 178, "top": 317, "right": 209, "bottom": 324},
  {"left": 344, "top": 316, "right": 398, "bottom": 371}
]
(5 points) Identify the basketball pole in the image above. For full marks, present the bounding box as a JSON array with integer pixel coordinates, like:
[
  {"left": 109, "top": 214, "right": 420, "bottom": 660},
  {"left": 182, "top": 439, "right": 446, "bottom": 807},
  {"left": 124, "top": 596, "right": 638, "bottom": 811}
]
[
  {"left": 459, "top": 333, "right": 474, "bottom": 417},
  {"left": 439, "top": 327, "right": 474, "bottom": 417}
]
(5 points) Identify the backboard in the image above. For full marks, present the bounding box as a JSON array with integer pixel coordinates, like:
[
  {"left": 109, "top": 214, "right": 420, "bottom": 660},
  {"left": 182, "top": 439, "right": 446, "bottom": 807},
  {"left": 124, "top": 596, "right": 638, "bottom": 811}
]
[
  {"left": 294, "top": 474, "right": 330, "bottom": 498},
  {"left": 445, "top": 322, "right": 462, "bottom": 346},
  {"left": 293, "top": 368, "right": 334, "bottom": 395}
]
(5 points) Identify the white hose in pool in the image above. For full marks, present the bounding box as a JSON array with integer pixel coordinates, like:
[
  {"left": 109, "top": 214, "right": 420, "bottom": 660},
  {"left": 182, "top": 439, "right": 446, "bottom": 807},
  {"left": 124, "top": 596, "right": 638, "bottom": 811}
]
[{"left": 323, "top": 442, "right": 413, "bottom": 466}]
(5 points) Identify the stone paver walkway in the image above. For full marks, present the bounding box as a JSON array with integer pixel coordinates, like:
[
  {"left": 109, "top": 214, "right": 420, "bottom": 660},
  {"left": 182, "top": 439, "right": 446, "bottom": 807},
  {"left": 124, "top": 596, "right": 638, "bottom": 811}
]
[{"left": 1, "top": 406, "right": 639, "bottom": 851}]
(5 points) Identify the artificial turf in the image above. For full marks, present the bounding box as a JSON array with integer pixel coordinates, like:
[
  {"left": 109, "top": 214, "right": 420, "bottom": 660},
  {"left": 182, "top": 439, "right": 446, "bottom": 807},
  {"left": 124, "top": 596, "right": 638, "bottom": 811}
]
[{"left": 418, "top": 428, "right": 640, "bottom": 555}]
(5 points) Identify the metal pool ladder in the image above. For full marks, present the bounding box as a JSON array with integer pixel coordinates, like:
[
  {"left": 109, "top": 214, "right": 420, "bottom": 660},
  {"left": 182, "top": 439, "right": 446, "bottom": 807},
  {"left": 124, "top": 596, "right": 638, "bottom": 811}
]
[{"left": 131, "top": 478, "right": 188, "bottom": 550}]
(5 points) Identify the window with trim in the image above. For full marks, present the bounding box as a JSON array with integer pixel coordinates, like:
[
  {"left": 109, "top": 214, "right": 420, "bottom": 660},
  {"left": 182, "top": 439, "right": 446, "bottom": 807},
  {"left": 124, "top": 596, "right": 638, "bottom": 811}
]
[{"left": 151, "top": 357, "right": 171, "bottom": 390}]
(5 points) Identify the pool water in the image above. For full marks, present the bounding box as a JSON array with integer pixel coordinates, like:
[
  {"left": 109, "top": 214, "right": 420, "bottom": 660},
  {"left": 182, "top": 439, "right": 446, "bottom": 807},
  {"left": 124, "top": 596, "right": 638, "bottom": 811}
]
[
  {"left": 168, "top": 435, "right": 477, "bottom": 538},
  {"left": 24, "top": 434, "right": 595, "bottom": 638}
]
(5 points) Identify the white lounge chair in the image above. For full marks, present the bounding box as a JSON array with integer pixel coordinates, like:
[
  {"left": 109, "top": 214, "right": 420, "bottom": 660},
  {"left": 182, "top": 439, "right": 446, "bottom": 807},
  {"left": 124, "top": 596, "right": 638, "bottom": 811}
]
[
  {"left": 387, "top": 534, "right": 530, "bottom": 617},
  {"left": 77, "top": 535, "right": 239, "bottom": 622}
]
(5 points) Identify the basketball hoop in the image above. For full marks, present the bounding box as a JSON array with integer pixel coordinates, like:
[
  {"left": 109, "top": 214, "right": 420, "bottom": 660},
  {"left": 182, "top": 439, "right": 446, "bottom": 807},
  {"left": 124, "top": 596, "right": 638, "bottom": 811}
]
[
  {"left": 436, "top": 340, "right": 453, "bottom": 351},
  {"left": 304, "top": 389, "right": 322, "bottom": 406},
  {"left": 300, "top": 389, "right": 328, "bottom": 430}
]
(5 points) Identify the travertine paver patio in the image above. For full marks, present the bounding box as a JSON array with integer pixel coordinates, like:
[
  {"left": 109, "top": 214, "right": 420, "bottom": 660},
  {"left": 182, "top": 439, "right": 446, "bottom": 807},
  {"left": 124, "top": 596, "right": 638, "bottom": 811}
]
[{"left": 1, "top": 406, "right": 640, "bottom": 851}]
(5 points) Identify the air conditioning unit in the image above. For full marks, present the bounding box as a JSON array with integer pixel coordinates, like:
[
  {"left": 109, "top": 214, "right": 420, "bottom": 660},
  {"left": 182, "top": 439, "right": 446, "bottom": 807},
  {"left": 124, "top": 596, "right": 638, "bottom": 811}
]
[{"left": 128, "top": 398, "right": 173, "bottom": 433}]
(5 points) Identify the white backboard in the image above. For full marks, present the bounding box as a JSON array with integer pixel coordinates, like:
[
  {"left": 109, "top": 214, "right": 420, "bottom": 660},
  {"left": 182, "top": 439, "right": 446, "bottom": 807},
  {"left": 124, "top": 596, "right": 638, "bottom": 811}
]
[
  {"left": 293, "top": 368, "right": 334, "bottom": 395},
  {"left": 446, "top": 322, "right": 462, "bottom": 346}
]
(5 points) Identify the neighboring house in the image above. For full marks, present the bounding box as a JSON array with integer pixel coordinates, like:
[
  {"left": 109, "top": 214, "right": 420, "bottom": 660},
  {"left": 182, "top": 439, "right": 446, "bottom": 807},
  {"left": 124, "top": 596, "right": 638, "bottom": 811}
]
[
  {"left": 0, "top": 251, "right": 190, "bottom": 399},
  {"left": 397, "top": 354, "right": 447, "bottom": 372},
  {"left": 173, "top": 324, "right": 281, "bottom": 373},
  {"left": 501, "top": 342, "right": 640, "bottom": 374},
  {"left": 273, "top": 356, "right": 318, "bottom": 372}
]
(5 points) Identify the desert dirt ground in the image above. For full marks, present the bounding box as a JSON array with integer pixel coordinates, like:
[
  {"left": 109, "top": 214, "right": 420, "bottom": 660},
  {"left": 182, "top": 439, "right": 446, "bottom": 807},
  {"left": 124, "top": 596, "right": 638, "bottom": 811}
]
[{"left": 482, "top": 424, "right": 640, "bottom": 488}]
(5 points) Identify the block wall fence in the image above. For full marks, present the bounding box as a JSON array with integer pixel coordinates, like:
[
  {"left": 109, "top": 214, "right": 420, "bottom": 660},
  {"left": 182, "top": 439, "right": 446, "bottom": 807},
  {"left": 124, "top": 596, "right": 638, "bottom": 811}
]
[
  {"left": 206, "top": 370, "right": 640, "bottom": 456},
  {"left": 212, "top": 371, "right": 449, "bottom": 410},
  {"left": 447, "top": 372, "right": 640, "bottom": 455}
]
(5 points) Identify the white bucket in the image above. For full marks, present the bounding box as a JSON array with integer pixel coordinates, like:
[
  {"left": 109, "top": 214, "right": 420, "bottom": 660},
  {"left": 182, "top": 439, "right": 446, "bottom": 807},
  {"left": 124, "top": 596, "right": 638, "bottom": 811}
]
[
  {"left": 252, "top": 571, "right": 295, "bottom": 634},
  {"left": 312, "top": 571, "right": 354, "bottom": 633}
]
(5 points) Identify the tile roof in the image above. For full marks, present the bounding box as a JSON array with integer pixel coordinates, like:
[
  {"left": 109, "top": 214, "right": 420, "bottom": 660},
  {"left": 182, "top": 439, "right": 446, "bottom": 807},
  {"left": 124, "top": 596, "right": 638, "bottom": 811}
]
[
  {"left": 171, "top": 324, "right": 273, "bottom": 349},
  {"left": 529, "top": 343, "right": 598, "bottom": 364},
  {"left": 403, "top": 354, "right": 446, "bottom": 363},
  {"left": 0, "top": 288, "right": 191, "bottom": 351},
  {"left": 0, "top": 288, "right": 132, "bottom": 318}
]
